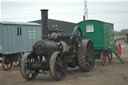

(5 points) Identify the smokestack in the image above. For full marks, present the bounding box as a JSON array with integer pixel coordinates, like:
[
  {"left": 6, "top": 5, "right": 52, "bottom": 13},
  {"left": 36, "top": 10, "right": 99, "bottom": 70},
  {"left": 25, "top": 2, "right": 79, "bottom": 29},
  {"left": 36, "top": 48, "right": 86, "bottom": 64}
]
[{"left": 40, "top": 9, "right": 48, "bottom": 39}]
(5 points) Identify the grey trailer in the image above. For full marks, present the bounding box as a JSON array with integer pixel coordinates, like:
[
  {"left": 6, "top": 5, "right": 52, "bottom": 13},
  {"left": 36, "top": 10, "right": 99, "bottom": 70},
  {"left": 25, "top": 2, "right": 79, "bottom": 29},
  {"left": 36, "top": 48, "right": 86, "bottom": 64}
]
[{"left": 0, "top": 21, "right": 41, "bottom": 70}]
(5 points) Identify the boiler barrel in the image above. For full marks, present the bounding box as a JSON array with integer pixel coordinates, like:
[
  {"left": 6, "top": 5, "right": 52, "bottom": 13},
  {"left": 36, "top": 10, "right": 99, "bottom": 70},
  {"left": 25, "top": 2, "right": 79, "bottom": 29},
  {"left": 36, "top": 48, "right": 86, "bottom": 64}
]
[{"left": 33, "top": 40, "right": 57, "bottom": 56}]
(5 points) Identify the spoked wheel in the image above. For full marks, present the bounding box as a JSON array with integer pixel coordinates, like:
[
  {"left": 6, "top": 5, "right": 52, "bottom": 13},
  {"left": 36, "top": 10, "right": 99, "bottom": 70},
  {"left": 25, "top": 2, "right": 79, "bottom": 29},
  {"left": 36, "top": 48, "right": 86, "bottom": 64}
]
[
  {"left": 2, "top": 56, "right": 12, "bottom": 71},
  {"left": 20, "top": 52, "right": 38, "bottom": 80},
  {"left": 49, "top": 51, "right": 67, "bottom": 81},
  {"left": 101, "top": 51, "right": 113, "bottom": 66},
  {"left": 107, "top": 52, "right": 113, "bottom": 64},
  {"left": 78, "top": 40, "right": 95, "bottom": 72},
  {"left": 101, "top": 55, "right": 106, "bottom": 66}
]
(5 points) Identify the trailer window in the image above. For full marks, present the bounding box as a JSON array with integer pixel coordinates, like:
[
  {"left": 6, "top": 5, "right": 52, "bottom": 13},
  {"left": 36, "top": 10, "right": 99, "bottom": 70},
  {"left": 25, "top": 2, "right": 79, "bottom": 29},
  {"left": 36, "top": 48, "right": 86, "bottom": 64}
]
[
  {"left": 19, "top": 27, "right": 22, "bottom": 36},
  {"left": 17, "top": 27, "right": 20, "bottom": 36},
  {"left": 17, "top": 27, "right": 22, "bottom": 36},
  {"left": 86, "top": 24, "right": 94, "bottom": 32}
]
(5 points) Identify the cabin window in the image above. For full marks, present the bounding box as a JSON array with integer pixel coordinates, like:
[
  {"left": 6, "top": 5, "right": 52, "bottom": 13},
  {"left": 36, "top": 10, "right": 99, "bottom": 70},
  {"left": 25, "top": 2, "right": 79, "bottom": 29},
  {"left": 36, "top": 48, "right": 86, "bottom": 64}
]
[
  {"left": 17, "top": 27, "right": 19, "bottom": 36},
  {"left": 19, "top": 27, "right": 22, "bottom": 36},
  {"left": 17, "top": 27, "right": 22, "bottom": 36},
  {"left": 86, "top": 24, "right": 94, "bottom": 32}
]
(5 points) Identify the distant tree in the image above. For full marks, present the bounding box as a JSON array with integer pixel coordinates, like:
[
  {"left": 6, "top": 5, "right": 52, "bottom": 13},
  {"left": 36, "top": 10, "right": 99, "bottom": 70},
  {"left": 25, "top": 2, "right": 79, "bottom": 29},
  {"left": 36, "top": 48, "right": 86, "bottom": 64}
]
[
  {"left": 120, "top": 29, "right": 128, "bottom": 34},
  {"left": 114, "top": 31, "right": 120, "bottom": 35}
]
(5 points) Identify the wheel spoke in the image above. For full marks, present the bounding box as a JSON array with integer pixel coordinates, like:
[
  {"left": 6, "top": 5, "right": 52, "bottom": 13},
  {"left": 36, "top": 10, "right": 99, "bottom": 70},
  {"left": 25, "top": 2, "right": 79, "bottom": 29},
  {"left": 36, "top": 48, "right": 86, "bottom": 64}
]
[
  {"left": 55, "top": 60, "right": 63, "bottom": 67},
  {"left": 60, "top": 67, "right": 66, "bottom": 73}
]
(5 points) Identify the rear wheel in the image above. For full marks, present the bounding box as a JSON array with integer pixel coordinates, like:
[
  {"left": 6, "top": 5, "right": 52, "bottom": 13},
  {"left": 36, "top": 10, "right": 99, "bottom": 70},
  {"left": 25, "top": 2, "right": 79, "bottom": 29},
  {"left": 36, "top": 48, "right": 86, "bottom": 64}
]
[
  {"left": 78, "top": 40, "right": 95, "bottom": 72},
  {"left": 20, "top": 52, "right": 38, "bottom": 80},
  {"left": 49, "top": 51, "right": 67, "bottom": 81}
]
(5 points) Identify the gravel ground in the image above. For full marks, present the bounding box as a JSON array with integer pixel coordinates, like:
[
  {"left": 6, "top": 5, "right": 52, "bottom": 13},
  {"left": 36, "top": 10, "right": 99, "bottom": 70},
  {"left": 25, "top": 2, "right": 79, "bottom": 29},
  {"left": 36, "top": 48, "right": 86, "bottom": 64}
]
[{"left": 0, "top": 44, "right": 128, "bottom": 85}]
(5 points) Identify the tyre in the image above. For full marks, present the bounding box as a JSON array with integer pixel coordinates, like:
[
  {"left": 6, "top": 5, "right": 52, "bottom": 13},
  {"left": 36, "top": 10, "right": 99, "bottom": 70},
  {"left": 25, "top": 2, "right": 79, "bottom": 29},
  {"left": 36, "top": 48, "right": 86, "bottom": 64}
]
[
  {"left": 2, "top": 56, "right": 12, "bottom": 71},
  {"left": 49, "top": 51, "right": 67, "bottom": 81},
  {"left": 78, "top": 40, "right": 95, "bottom": 72},
  {"left": 20, "top": 52, "right": 38, "bottom": 80},
  {"left": 108, "top": 52, "right": 113, "bottom": 63}
]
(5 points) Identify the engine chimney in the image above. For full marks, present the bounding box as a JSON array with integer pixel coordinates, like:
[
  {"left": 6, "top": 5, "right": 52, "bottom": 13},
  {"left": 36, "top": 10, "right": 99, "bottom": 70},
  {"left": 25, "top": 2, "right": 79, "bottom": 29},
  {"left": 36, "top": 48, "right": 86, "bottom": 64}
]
[{"left": 41, "top": 9, "right": 48, "bottom": 39}]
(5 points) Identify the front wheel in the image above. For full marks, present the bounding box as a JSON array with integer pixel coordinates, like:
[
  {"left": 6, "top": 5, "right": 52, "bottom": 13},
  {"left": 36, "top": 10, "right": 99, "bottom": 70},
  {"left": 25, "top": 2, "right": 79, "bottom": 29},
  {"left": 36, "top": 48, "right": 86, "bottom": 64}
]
[
  {"left": 49, "top": 51, "right": 67, "bottom": 81},
  {"left": 20, "top": 52, "right": 38, "bottom": 80}
]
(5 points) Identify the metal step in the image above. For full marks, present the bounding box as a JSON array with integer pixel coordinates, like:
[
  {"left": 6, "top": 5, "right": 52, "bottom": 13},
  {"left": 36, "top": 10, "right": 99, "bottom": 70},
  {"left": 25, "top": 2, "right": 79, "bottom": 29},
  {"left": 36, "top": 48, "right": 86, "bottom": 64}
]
[{"left": 112, "top": 50, "right": 124, "bottom": 64}]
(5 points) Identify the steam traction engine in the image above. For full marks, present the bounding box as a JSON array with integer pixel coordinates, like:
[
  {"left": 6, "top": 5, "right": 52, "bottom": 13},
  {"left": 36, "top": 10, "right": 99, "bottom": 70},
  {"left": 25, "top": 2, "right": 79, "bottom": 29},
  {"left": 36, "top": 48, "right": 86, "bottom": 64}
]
[{"left": 20, "top": 9, "right": 95, "bottom": 80}]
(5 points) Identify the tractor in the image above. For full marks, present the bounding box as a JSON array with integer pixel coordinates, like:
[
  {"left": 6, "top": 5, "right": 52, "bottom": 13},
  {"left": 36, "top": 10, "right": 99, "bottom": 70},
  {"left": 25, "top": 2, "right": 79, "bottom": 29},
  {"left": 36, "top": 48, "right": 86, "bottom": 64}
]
[{"left": 20, "top": 9, "right": 95, "bottom": 81}]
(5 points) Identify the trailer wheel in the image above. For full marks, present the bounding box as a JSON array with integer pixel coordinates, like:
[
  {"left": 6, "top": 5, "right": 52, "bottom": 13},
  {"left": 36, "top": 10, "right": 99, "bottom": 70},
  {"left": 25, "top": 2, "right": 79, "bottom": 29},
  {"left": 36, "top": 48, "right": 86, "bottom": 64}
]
[
  {"left": 78, "top": 40, "right": 95, "bottom": 72},
  {"left": 2, "top": 56, "right": 12, "bottom": 71},
  {"left": 101, "top": 55, "right": 106, "bottom": 66},
  {"left": 20, "top": 52, "right": 38, "bottom": 80},
  {"left": 107, "top": 52, "right": 113, "bottom": 63},
  {"left": 49, "top": 51, "right": 67, "bottom": 81},
  {"left": 101, "top": 51, "right": 113, "bottom": 65}
]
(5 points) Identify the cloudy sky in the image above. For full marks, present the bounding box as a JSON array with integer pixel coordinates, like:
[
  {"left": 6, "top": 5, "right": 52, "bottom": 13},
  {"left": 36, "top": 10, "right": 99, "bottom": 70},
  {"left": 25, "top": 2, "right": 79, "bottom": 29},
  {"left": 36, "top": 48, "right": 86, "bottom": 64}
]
[{"left": 1, "top": 0, "right": 128, "bottom": 31}]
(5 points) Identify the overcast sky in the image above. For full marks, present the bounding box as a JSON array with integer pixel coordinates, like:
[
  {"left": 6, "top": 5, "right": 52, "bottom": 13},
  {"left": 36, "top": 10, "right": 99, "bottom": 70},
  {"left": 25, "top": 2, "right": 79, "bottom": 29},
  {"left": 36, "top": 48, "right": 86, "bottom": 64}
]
[{"left": 1, "top": 0, "right": 128, "bottom": 31}]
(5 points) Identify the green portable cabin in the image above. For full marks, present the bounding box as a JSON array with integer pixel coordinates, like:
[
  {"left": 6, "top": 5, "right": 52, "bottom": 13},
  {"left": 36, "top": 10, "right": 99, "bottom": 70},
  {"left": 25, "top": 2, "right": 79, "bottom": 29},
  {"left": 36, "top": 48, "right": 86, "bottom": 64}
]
[
  {"left": 77, "top": 20, "right": 115, "bottom": 58},
  {"left": 0, "top": 21, "right": 41, "bottom": 55}
]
